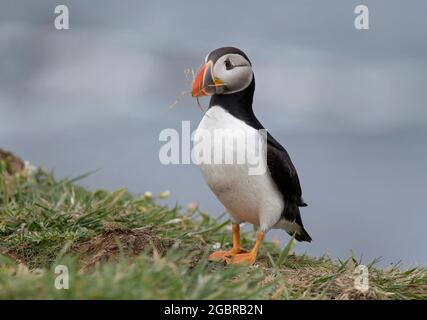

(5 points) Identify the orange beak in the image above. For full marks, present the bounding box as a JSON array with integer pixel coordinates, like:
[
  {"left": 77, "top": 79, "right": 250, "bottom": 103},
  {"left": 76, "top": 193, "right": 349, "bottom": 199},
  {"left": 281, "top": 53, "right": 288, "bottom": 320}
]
[
  {"left": 192, "top": 63, "right": 209, "bottom": 97},
  {"left": 192, "top": 61, "right": 219, "bottom": 97}
]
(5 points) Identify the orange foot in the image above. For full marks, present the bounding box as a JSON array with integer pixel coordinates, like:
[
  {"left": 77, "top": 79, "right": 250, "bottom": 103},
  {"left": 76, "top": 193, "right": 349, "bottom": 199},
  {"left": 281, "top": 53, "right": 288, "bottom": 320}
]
[
  {"left": 225, "top": 251, "right": 257, "bottom": 265},
  {"left": 209, "top": 248, "right": 247, "bottom": 262}
]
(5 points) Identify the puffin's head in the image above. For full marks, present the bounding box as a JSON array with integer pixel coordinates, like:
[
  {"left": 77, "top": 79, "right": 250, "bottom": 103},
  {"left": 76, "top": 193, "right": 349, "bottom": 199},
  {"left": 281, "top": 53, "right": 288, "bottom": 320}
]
[{"left": 192, "top": 47, "right": 253, "bottom": 97}]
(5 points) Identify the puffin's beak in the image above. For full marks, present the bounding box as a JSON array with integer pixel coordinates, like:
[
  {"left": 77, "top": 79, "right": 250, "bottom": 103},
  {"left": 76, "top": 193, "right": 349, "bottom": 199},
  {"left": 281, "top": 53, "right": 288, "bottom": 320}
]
[{"left": 192, "top": 61, "right": 218, "bottom": 97}]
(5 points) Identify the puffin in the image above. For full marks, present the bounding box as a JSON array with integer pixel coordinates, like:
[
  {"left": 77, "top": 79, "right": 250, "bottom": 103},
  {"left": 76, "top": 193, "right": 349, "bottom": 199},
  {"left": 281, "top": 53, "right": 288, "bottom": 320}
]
[{"left": 191, "top": 47, "right": 311, "bottom": 265}]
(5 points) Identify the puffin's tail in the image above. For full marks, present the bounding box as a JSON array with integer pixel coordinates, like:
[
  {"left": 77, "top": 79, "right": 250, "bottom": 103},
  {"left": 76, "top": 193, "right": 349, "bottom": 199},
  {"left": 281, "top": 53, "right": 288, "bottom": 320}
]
[
  {"left": 282, "top": 202, "right": 312, "bottom": 242},
  {"left": 294, "top": 226, "right": 312, "bottom": 242}
]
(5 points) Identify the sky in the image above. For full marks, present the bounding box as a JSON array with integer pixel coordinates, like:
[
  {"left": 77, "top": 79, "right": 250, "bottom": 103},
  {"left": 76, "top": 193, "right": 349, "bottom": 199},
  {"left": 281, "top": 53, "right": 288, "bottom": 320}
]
[{"left": 1, "top": 0, "right": 426, "bottom": 265}]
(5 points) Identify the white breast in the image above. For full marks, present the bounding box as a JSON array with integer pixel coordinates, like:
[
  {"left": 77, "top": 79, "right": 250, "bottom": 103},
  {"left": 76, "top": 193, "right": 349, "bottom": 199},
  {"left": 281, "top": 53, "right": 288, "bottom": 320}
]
[{"left": 194, "top": 106, "right": 284, "bottom": 231}]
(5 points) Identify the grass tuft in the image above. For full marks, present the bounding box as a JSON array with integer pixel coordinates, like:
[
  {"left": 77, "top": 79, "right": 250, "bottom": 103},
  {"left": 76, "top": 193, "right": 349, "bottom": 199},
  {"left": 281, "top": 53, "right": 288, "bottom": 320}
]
[{"left": 0, "top": 166, "right": 426, "bottom": 299}]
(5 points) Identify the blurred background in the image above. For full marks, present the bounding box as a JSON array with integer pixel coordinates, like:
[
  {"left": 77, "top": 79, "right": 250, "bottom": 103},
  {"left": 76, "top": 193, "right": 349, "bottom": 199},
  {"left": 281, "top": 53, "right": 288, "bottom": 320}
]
[{"left": 1, "top": 0, "right": 426, "bottom": 265}]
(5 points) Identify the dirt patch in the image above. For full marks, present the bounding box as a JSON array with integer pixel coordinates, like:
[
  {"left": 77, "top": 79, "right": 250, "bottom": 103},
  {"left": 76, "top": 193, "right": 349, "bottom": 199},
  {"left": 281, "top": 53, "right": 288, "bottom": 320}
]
[
  {"left": 0, "top": 247, "right": 29, "bottom": 267},
  {"left": 73, "top": 228, "right": 175, "bottom": 270},
  {"left": 0, "top": 149, "right": 24, "bottom": 175}
]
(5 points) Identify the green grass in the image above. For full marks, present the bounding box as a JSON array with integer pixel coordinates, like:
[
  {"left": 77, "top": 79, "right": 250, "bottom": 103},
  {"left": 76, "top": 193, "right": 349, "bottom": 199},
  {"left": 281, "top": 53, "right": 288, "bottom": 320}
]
[{"left": 0, "top": 165, "right": 426, "bottom": 299}]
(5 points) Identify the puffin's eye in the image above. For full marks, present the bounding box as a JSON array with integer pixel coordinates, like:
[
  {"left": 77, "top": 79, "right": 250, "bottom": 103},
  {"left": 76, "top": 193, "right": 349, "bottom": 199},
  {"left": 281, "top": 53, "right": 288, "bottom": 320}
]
[{"left": 224, "top": 59, "right": 233, "bottom": 70}]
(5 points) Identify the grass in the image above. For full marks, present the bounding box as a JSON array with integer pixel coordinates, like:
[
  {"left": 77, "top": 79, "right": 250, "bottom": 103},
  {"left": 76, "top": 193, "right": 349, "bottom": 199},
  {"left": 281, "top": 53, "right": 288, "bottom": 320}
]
[{"left": 0, "top": 158, "right": 426, "bottom": 299}]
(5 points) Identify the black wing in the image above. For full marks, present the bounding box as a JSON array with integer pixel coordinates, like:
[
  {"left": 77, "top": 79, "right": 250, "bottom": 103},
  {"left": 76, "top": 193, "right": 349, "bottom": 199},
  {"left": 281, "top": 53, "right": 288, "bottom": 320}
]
[
  {"left": 266, "top": 132, "right": 306, "bottom": 207},
  {"left": 266, "top": 133, "right": 311, "bottom": 242}
]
